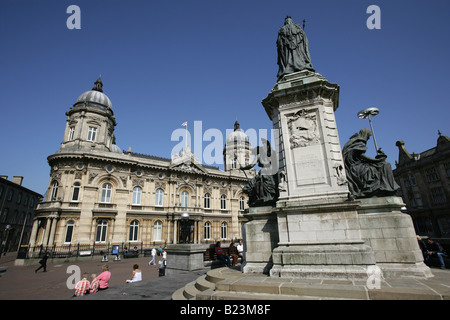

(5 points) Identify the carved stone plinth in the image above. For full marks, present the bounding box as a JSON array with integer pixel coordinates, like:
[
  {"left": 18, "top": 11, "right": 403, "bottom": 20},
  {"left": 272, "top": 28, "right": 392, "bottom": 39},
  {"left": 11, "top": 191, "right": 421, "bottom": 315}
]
[
  {"left": 357, "top": 196, "right": 433, "bottom": 278},
  {"left": 262, "top": 70, "right": 349, "bottom": 205},
  {"left": 270, "top": 200, "right": 376, "bottom": 279},
  {"left": 242, "top": 207, "right": 279, "bottom": 274}
]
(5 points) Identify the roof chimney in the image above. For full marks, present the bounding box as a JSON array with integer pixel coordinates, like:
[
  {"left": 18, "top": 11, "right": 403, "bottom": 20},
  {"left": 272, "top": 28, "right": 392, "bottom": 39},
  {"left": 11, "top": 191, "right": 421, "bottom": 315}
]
[{"left": 12, "top": 176, "right": 23, "bottom": 186}]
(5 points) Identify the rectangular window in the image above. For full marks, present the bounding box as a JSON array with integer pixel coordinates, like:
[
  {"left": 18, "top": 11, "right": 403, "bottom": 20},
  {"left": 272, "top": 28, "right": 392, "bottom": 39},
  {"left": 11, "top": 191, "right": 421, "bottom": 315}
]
[
  {"left": 431, "top": 187, "right": 446, "bottom": 204},
  {"left": 65, "top": 223, "right": 74, "bottom": 243},
  {"left": 425, "top": 167, "right": 440, "bottom": 183},
  {"left": 68, "top": 127, "right": 75, "bottom": 141},
  {"left": 87, "top": 127, "right": 97, "bottom": 141},
  {"left": 155, "top": 189, "right": 163, "bottom": 206},
  {"left": 445, "top": 162, "right": 450, "bottom": 178},
  {"left": 132, "top": 187, "right": 141, "bottom": 205},
  {"left": 72, "top": 184, "right": 80, "bottom": 201}
]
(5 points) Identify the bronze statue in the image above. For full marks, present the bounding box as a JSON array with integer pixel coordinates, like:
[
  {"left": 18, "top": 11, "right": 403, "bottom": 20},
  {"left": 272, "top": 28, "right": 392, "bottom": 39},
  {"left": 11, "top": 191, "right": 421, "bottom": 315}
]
[
  {"left": 342, "top": 128, "right": 399, "bottom": 199},
  {"left": 240, "top": 139, "right": 279, "bottom": 207},
  {"left": 277, "top": 16, "right": 315, "bottom": 81}
]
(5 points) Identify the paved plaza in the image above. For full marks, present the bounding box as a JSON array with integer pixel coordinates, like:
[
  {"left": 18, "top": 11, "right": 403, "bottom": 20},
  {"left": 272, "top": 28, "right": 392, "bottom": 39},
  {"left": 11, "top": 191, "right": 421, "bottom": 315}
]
[
  {"left": 0, "top": 252, "right": 205, "bottom": 300},
  {"left": 1, "top": 251, "right": 449, "bottom": 301}
]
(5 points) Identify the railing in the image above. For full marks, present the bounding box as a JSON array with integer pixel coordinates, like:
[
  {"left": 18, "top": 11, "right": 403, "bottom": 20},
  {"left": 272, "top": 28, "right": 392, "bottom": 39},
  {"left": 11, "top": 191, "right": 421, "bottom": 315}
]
[
  {"left": 19, "top": 238, "right": 242, "bottom": 262},
  {"left": 22, "top": 241, "right": 167, "bottom": 260}
]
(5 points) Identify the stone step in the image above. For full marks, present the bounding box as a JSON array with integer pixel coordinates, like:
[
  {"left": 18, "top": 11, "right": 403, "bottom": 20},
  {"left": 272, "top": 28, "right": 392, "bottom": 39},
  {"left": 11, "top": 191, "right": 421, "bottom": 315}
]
[
  {"left": 183, "top": 281, "right": 201, "bottom": 300},
  {"left": 171, "top": 287, "right": 187, "bottom": 300},
  {"left": 195, "top": 275, "right": 216, "bottom": 291},
  {"left": 174, "top": 267, "right": 445, "bottom": 300},
  {"left": 195, "top": 289, "right": 356, "bottom": 300}
]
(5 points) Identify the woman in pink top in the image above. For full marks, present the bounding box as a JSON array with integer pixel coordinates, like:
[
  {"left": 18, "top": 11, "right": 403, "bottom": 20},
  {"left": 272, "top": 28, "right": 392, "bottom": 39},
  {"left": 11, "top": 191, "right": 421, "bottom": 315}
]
[{"left": 97, "top": 265, "right": 111, "bottom": 290}]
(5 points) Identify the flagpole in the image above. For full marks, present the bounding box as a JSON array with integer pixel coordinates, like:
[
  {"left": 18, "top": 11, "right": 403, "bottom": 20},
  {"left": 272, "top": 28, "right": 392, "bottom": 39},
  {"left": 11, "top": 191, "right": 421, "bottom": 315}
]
[{"left": 185, "top": 122, "right": 187, "bottom": 150}]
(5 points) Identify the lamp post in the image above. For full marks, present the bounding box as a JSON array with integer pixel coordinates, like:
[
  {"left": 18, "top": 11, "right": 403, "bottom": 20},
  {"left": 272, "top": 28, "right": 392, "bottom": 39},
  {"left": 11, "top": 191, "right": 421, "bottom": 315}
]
[
  {"left": 357, "top": 107, "right": 380, "bottom": 153},
  {"left": 180, "top": 212, "right": 190, "bottom": 244}
]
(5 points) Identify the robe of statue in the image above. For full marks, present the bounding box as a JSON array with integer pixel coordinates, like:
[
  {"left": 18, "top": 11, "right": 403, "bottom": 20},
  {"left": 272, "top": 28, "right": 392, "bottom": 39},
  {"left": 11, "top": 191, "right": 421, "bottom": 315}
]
[
  {"left": 342, "top": 129, "right": 400, "bottom": 199},
  {"left": 241, "top": 139, "right": 279, "bottom": 207},
  {"left": 277, "top": 17, "right": 315, "bottom": 81}
]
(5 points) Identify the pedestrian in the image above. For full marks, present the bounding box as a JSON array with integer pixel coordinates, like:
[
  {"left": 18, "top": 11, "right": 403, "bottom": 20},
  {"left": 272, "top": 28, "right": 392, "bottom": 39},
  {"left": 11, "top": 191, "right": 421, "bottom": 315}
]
[
  {"left": 35, "top": 252, "right": 50, "bottom": 273},
  {"left": 126, "top": 264, "right": 142, "bottom": 283},
  {"left": 159, "top": 248, "right": 167, "bottom": 276},
  {"left": 89, "top": 273, "right": 99, "bottom": 294},
  {"left": 426, "top": 238, "right": 447, "bottom": 269},
  {"left": 97, "top": 264, "right": 111, "bottom": 290},
  {"left": 73, "top": 272, "right": 90, "bottom": 297},
  {"left": 148, "top": 248, "right": 157, "bottom": 265}
]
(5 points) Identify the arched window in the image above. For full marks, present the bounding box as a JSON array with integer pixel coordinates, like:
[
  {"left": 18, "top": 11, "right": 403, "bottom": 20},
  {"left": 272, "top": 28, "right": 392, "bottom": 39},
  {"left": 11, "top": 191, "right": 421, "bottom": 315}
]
[
  {"left": 101, "top": 183, "right": 112, "bottom": 203},
  {"left": 220, "top": 195, "right": 227, "bottom": 210},
  {"left": 132, "top": 187, "right": 141, "bottom": 205},
  {"left": 153, "top": 220, "right": 162, "bottom": 241},
  {"left": 65, "top": 220, "right": 75, "bottom": 243},
  {"left": 72, "top": 182, "right": 81, "bottom": 201},
  {"left": 50, "top": 181, "right": 58, "bottom": 201},
  {"left": 129, "top": 220, "right": 139, "bottom": 241},
  {"left": 204, "top": 193, "right": 211, "bottom": 209},
  {"left": 96, "top": 219, "right": 108, "bottom": 242},
  {"left": 239, "top": 196, "right": 245, "bottom": 211},
  {"left": 155, "top": 189, "right": 164, "bottom": 206},
  {"left": 181, "top": 191, "right": 188, "bottom": 208},
  {"left": 221, "top": 222, "right": 228, "bottom": 239},
  {"left": 204, "top": 222, "right": 211, "bottom": 240}
]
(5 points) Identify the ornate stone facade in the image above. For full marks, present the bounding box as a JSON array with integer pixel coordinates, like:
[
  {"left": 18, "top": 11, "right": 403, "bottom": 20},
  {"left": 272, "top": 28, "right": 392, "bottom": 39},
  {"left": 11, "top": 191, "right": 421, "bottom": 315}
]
[{"left": 31, "top": 79, "right": 250, "bottom": 248}]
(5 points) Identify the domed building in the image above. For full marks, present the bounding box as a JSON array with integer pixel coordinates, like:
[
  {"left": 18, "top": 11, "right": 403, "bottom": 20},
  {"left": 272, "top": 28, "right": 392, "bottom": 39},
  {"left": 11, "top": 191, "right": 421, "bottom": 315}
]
[
  {"left": 223, "top": 120, "right": 252, "bottom": 171},
  {"left": 31, "top": 79, "right": 251, "bottom": 255},
  {"left": 57, "top": 77, "right": 119, "bottom": 154}
]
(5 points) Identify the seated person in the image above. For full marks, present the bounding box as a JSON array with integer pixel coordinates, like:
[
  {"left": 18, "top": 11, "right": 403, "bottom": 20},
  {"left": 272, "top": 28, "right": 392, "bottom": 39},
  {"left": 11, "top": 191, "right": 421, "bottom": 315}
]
[
  {"left": 215, "top": 241, "right": 231, "bottom": 266},
  {"left": 126, "top": 264, "right": 142, "bottom": 283},
  {"left": 426, "top": 238, "right": 447, "bottom": 269},
  {"left": 74, "top": 273, "right": 90, "bottom": 297}
]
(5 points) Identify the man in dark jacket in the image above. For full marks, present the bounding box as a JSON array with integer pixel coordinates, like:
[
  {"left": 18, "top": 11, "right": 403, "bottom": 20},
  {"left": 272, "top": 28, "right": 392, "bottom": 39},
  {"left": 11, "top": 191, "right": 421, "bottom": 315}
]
[{"left": 426, "top": 239, "right": 447, "bottom": 269}]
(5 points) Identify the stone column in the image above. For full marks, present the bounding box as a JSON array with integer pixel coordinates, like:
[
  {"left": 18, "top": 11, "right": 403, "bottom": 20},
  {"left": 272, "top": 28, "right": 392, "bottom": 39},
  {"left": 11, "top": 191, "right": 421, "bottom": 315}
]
[
  {"left": 173, "top": 219, "right": 178, "bottom": 244},
  {"left": 28, "top": 219, "right": 39, "bottom": 247},
  {"left": 42, "top": 218, "right": 52, "bottom": 247},
  {"left": 47, "top": 216, "right": 58, "bottom": 246}
]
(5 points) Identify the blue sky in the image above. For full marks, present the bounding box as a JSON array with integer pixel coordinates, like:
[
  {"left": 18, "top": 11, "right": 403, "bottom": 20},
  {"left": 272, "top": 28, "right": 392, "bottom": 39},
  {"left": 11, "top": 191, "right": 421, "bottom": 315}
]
[{"left": 1, "top": 0, "right": 449, "bottom": 195}]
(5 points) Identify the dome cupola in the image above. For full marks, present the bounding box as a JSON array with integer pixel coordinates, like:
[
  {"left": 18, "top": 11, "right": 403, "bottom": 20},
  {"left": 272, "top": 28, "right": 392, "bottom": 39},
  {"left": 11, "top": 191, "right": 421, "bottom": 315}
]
[
  {"left": 58, "top": 78, "right": 118, "bottom": 153},
  {"left": 73, "top": 77, "right": 113, "bottom": 115},
  {"left": 223, "top": 120, "right": 252, "bottom": 171}
]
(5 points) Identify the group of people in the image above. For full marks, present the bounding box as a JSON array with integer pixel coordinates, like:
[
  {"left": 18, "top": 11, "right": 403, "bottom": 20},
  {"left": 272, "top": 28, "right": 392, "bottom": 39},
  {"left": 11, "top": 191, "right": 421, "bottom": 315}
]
[
  {"left": 73, "top": 264, "right": 111, "bottom": 297},
  {"left": 148, "top": 247, "right": 167, "bottom": 270},
  {"left": 417, "top": 236, "right": 447, "bottom": 269},
  {"left": 74, "top": 263, "right": 145, "bottom": 297},
  {"left": 214, "top": 240, "right": 244, "bottom": 267}
]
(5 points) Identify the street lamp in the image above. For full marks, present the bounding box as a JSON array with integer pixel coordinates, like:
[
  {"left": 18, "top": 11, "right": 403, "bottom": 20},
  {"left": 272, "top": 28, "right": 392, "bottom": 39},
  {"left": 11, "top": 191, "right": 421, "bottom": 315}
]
[
  {"left": 357, "top": 107, "right": 380, "bottom": 153},
  {"left": 180, "top": 212, "right": 190, "bottom": 243}
]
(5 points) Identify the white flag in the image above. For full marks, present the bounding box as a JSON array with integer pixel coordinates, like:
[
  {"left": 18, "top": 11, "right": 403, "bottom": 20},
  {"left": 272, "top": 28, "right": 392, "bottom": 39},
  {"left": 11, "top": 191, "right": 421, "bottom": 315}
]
[{"left": 181, "top": 121, "right": 187, "bottom": 126}]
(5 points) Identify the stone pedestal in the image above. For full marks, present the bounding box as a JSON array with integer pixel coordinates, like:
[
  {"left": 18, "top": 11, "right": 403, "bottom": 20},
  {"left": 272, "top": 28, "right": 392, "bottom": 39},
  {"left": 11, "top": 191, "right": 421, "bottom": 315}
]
[
  {"left": 165, "top": 244, "right": 205, "bottom": 273},
  {"left": 242, "top": 206, "right": 279, "bottom": 274},
  {"left": 357, "top": 196, "right": 433, "bottom": 278},
  {"left": 270, "top": 199, "right": 376, "bottom": 279},
  {"left": 262, "top": 70, "right": 349, "bottom": 205}
]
